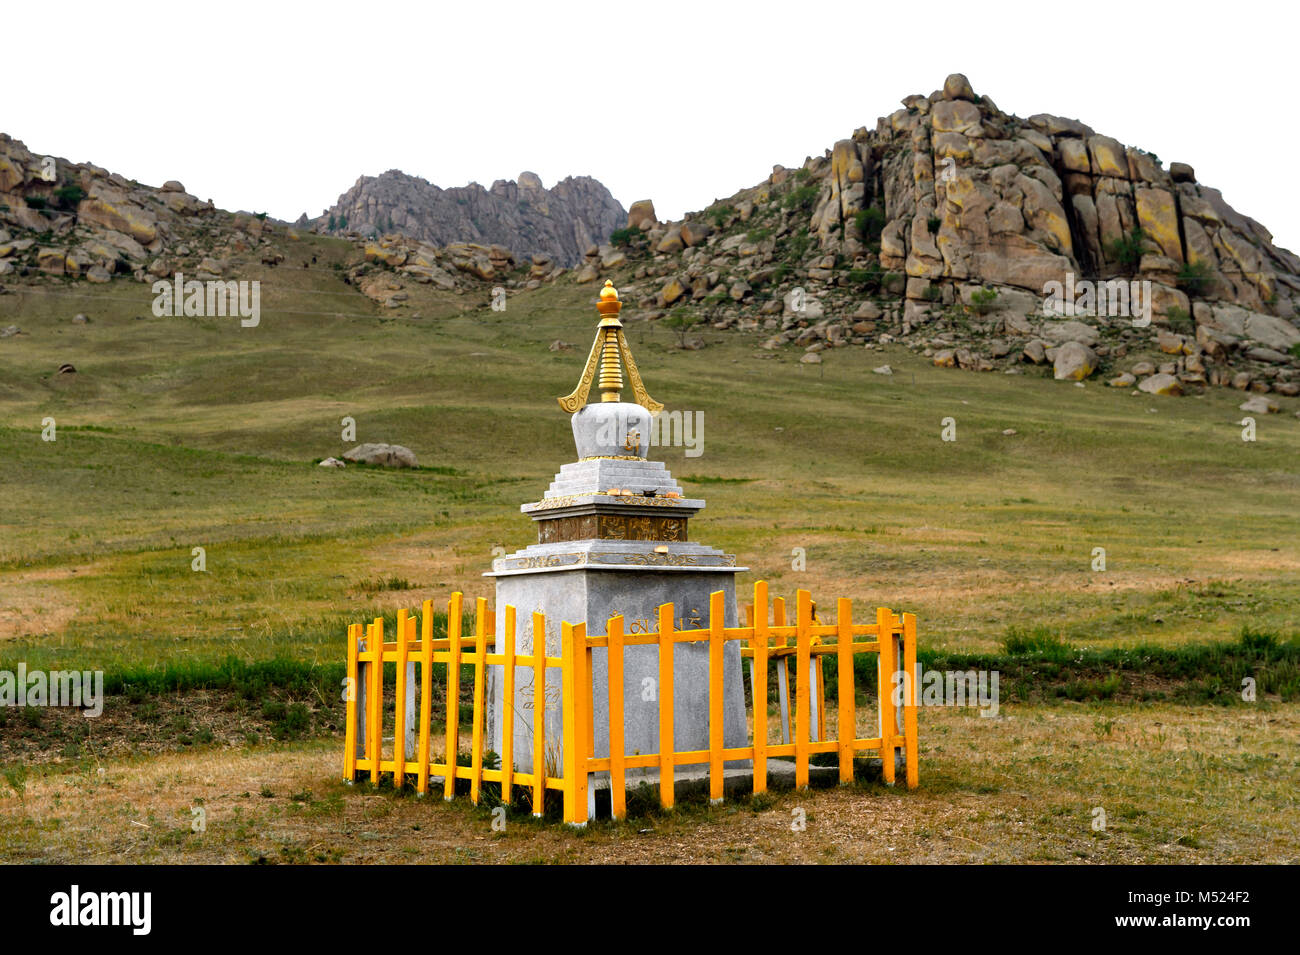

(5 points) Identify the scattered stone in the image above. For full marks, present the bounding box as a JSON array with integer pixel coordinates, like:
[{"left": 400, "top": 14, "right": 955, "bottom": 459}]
[
  {"left": 1001, "top": 428, "right": 1017, "bottom": 436},
  {"left": 1052, "top": 341, "right": 1098, "bottom": 381},
  {"left": 0, "top": 325, "right": 19, "bottom": 338},
  {"left": 1138, "top": 373, "right": 1183, "bottom": 396},
  {"left": 319, "top": 457, "right": 346, "bottom": 468},
  {"left": 1108, "top": 372, "right": 1137, "bottom": 387},
  {"left": 626, "top": 199, "right": 657, "bottom": 231},
  {"left": 72, "top": 313, "right": 89, "bottom": 324},
  {"left": 1040, "top": 321, "right": 1100, "bottom": 347},
  {"left": 342, "top": 443, "right": 418, "bottom": 468},
  {"left": 872, "top": 364, "right": 893, "bottom": 375},
  {"left": 1022, "top": 340, "right": 1047, "bottom": 364},
  {"left": 1246, "top": 346, "right": 1290, "bottom": 364},
  {"left": 1239, "top": 395, "right": 1279, "bottom": 414},
  {"left": 548, "top": 340, "right": 573, "bottom": 352},
  {"left": 799, "top": 352, "right": 822, "bottom": 364}
]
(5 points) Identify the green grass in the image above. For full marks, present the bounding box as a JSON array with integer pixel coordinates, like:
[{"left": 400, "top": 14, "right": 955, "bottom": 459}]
[{"left": 1, "top": 232, "right": 1298, "bottom": 680}]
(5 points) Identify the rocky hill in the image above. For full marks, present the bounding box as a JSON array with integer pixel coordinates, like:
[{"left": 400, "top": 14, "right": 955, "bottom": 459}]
[
  {"left": 580, "top": 74, "right": 1300, "bottom": 404},
  {"left": 4, "top": 73, "right": 1299, "bottom": 408},
  {"left": 311, "top": 169, "right": 624, "bottom": 267}
]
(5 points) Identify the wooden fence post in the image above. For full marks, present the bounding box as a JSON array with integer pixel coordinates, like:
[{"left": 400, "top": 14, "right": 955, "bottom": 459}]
[
  {"left": 443, "top": 593, "right": 463, "bottom": 801},
  {"left": 836, "top": 597, "right": 855, "bottom": 784},
  {"left": 531, "top": 611, "right": 546, "bottom": 817},
  {"left": 501, "top": 604, "right": 516, "bottom": 807},
  {"left": 607, "top": 614, "right": 626, "bottom": 821},
  {"left": 344, "top": 623, "right": 360, "bottom": 782},
  {"left": 877, "top": 607, "right": 897, "bottom": 786},
  {"left": 795, "top": 590, "right": 812, "bottom": 790},
  {"left": 394, "top": 609, "right": 409, "bottom": 790},
  {"left": 417, "top": 600, "right": 433, "bottom": 796},
  {"left": 752, "top": 581, "right": 769, "bottom": 796},
  {"left": 470, "top": 597, "right": 488, "bottom": 804},
  {"left": 709, "top": 590, "right": 725, "bottom": 804},
  {"left": 369, "top": 617, "right": 383, "bottom": 786},
  {"left": 657, "top": 603, "right": 676, "bottom": 811},
  {"left": 903, "top": 611, "right": 919, "bottom": 789}
]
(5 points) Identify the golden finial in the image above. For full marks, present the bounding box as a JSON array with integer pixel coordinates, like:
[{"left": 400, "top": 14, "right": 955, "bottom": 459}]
[{"left": 557, "top": 280, "right": 663, "bottom": 414}]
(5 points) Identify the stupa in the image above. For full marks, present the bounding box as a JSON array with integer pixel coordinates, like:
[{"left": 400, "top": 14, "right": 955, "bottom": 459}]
[{"left": 486, "top": 281, "right": 749, "bottom": 786}]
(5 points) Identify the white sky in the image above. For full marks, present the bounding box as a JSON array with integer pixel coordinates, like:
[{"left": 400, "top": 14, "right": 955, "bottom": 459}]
[{"left": 8, "top": 0, "right": 1296, "bottom": 252}]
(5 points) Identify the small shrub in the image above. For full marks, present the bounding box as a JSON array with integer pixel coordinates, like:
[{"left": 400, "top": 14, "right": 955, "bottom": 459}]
[
  {"left": 848, "top": 266, "right": 883, "bottom": 289},
  {"left": 1176, "top": 260, "right": 1214, "bottom": 297},
  {"left": 1165, "top": 305, "right": 1193, "bottom": 333},
  {"left": 25, "top": 196, "right": 47, "bottom": 210},
  {"left": 54, "top": 184, "right": 86, "bottom": 210},
  {"left": 786, "top": 228, "right": 811, "bottom": 261},
  {"left": 275, "top": 703, "right": 311, "bottom": 739},
  {"left": 705, "top": 204, "right": 735, "bottom": 227},
  {"left": 609, "top": 226, "right": 642, "bottom": 248},
  {"left": 783, "top": 184, "right": 819, "bottom": 212},
  {"left": 854, "top": 206, "right": 886, "bottom": 241},
  {"left": 1002, "top": 626, "right": 1068, "bottom": 656},
  {"left": 968, "top": 288, "right": 999, "bottom": 315},
  {"left": 1106, "top": 228, "right": 1147, "bottom": 270},
  {"left": 661, "top": 309, "right": 704, "bottom": 349}
]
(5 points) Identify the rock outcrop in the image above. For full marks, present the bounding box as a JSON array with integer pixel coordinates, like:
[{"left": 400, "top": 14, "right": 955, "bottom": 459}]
[
  {"left": 580, "top": 74, "right": 1299, "bottom": 405},
  {"left": 314, "top": 169, "right": 624, "bottom": 267}
]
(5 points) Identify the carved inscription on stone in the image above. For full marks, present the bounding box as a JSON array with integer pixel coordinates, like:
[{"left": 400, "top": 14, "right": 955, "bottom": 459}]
[{"left": 537, "top": 514, "right": 687, "bottom": 544}]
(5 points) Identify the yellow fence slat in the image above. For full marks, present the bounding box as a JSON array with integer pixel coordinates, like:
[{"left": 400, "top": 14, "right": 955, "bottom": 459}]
[
  {"left": 393, "top": 609, "right": 409, "bottom": 790},
  {"left": 795, "top": 590, "right": 812, "bottom": 789},
  {"left": 836, "top": 598, "right": 854, "bottom": 784},
  {"left": 501, "top": 605, "right": 516, "bottom": 806},
  {"left": 903, "top": 611, "right": 919, "bottom": 789},
  {"left": 752, "top": 581, "right": 769, "bottom": 795},
  {"left": 658, "top": 602, "right": 675, "bottom": 810},
  {"left": 470, "top": 597, "right": 488, "bottom": 804},
  {"left": 607, "top": 614, "right": 626, "bottom": 821},
  {"left": 561, "top": 620, "right": 576, "bottom": 825},
  {"left": 444, "top": 592, "right": 463, "bottom": 801},
  {"left": 531, "top": 610, "right": 546, "bottom": 817},
  {"left": 573, "top": 622, "right": 590, "bottom": 825},
  {"left": 877, "top": 606, "right": 897, "bottom": 786},
  {"left": 417, "top": 600, "right": 433, "bottom": 796},
  {"left": 344, "top": 623, "right": 359, "bottom": 782},
  {"left": 369, "top": 618, "right": 383, "bottom": 786},
  {"left": 709, "top": 590, "right": 725, "bottom": 804}
]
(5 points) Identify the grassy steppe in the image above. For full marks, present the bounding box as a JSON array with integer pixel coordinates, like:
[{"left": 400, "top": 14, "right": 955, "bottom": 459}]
[
  {"left": 2, "top": 235, "right": 1296, "bottom": 671},
  {"left": 1, "top": 233, "right": 1297, "bottom": 862}
]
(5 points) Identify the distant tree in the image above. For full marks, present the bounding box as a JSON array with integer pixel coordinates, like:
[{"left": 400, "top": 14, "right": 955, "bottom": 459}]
[{"left": 661, "top": 309, "right": 704, "bottom": 349}]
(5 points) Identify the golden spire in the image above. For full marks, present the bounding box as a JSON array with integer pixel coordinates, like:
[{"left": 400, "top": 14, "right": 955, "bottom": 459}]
[{"left": 557, "top": 280, "right": 663, "bottom": 414}]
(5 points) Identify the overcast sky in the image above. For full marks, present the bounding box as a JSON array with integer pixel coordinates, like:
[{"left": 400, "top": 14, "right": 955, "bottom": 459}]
[{"left": 8, "top": 1, "right": 1295, "bottom": 251}]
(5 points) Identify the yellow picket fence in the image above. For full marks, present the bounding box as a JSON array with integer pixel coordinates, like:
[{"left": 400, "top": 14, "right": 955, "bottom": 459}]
[{"left": 343, "top": 581, "right": 918, "bottom": 824}]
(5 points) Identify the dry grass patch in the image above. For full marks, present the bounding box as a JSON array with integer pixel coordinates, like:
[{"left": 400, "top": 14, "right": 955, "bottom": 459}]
[{"left": 3, "top": 702, "right": 1294, "bottom": 864}]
